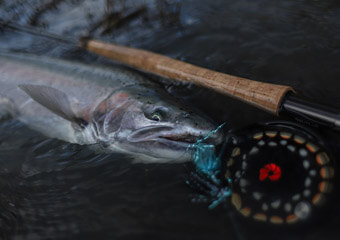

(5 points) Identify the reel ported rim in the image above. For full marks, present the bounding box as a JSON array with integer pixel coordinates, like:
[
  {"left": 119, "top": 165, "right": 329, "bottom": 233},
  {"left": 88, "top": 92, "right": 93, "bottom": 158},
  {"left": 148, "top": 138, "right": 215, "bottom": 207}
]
[{"left": 223, "top": 121, "right": 337, "bottom": 225}]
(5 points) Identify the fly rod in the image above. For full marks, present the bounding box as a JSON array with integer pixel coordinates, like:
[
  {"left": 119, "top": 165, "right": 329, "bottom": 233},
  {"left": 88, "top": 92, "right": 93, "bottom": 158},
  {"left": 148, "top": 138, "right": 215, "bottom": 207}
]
[{"left": 1, "top": 20, "right": 340, "bottom": 130}]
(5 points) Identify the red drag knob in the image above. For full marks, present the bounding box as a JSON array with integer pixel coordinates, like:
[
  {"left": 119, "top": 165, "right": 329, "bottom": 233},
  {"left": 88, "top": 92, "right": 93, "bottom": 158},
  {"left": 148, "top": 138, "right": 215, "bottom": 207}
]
[{"left": 259, "top": 163, "right": 281, "bottom": 182}]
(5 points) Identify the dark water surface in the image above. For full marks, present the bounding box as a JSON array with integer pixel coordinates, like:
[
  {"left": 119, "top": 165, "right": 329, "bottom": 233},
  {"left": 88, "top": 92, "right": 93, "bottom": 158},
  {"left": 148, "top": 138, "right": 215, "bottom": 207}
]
[{"left": 1, "top": 0, "right": 340, "bottom": 239}]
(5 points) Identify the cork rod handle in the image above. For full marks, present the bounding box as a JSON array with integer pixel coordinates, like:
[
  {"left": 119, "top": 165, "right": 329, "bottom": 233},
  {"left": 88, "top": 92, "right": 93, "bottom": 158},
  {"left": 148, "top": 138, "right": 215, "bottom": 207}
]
[{"left": 83, "top": 39, "right": 293, "bottom": 115}]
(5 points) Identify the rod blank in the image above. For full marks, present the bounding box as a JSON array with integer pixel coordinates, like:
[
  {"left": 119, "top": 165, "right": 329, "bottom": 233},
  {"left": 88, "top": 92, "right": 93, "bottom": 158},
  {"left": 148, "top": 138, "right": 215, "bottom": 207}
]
[{"left": 3, "top": 21, "right": 340, "bottom": 130}]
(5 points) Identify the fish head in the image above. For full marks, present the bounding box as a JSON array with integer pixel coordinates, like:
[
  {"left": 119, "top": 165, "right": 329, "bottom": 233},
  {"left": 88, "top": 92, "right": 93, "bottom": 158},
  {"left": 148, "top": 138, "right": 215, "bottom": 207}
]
[{"left": 91, "top": 86, "right": 223, "bottom": 162}]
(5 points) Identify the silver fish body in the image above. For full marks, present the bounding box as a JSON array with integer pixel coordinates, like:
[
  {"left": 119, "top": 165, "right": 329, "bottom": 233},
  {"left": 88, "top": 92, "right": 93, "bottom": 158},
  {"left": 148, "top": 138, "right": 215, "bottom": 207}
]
[{"left": 0, "top": 52, "right": 222, "bottom": 162}]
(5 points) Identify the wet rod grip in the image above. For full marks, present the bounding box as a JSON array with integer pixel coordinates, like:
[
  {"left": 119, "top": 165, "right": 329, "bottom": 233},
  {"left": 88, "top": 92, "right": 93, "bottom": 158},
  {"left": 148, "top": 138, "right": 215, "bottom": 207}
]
[{"left": 82, "top": 39, "right": 293, "bottom": 115}]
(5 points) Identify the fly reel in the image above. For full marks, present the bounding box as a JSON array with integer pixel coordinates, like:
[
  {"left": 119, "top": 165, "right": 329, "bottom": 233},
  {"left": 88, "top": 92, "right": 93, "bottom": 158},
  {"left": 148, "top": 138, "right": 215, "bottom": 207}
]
[{"left": 223, "top": 121, "right": 336, "bottom": 225}]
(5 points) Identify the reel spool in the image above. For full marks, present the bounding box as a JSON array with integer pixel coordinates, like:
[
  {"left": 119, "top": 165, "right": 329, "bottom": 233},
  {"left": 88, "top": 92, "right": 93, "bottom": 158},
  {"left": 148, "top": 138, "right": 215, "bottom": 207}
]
[{"left": 223, "top": 121, "right": 336, "bottom": 225}]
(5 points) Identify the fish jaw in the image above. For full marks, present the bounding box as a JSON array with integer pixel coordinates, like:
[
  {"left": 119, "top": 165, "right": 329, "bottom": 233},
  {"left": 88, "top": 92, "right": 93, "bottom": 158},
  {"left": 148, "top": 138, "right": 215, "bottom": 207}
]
[
  {"left": 155, "top": 124, "right": 224, "bottom": 146},
  {"left": 116, "top": 123, "right": 224, "bottom": 162}
]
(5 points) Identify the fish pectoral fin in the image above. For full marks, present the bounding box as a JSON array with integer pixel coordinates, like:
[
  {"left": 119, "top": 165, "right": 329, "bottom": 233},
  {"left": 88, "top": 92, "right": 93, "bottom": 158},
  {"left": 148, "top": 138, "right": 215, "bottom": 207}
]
[{"left": 19, "top": 84, "right": 87, "bottom": 126}]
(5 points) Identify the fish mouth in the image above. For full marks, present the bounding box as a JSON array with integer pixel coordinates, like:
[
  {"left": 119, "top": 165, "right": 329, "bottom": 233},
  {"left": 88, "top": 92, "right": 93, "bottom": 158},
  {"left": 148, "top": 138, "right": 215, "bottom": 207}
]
[
  {"left": 124, "top": 125, "right": 223, "bottom": 161},
  {"left": 127, "top": 125, "right": 223, "bottom": 147},
  {"left": 159, "top": 134, "right": 201, "bottom": 144}
]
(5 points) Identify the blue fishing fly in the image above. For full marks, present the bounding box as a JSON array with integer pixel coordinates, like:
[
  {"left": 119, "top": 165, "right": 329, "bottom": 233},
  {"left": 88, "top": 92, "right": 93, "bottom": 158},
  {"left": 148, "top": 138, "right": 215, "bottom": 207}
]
[{"left": 186, "top": 123, "right": 232, "bottom": 209}]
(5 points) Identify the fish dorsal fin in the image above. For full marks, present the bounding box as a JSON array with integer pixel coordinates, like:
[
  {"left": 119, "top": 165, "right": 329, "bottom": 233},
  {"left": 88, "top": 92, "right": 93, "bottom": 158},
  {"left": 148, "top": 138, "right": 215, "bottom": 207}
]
[{"left": 19, "top": 84, "right": 86, "bottom": 126}]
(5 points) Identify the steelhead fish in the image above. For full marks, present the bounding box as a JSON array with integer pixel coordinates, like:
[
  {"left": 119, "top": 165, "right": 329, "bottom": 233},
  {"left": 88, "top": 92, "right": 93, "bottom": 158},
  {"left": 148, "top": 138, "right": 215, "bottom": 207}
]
[{"left": 0, "top": 52, "right": 222, "bottom": 162}]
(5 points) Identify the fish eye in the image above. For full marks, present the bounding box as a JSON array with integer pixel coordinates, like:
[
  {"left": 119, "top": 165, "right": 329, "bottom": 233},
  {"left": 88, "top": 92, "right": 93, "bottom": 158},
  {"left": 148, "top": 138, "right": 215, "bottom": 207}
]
[
  {"left": 151, "top": 112, "right": 162, "bottom": 121},
  {"left": 146, "top": 107, "right": 168, "bottom": 122},
  {"left": 144, "top": 106, "right": 169, "bottom": 122}
]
